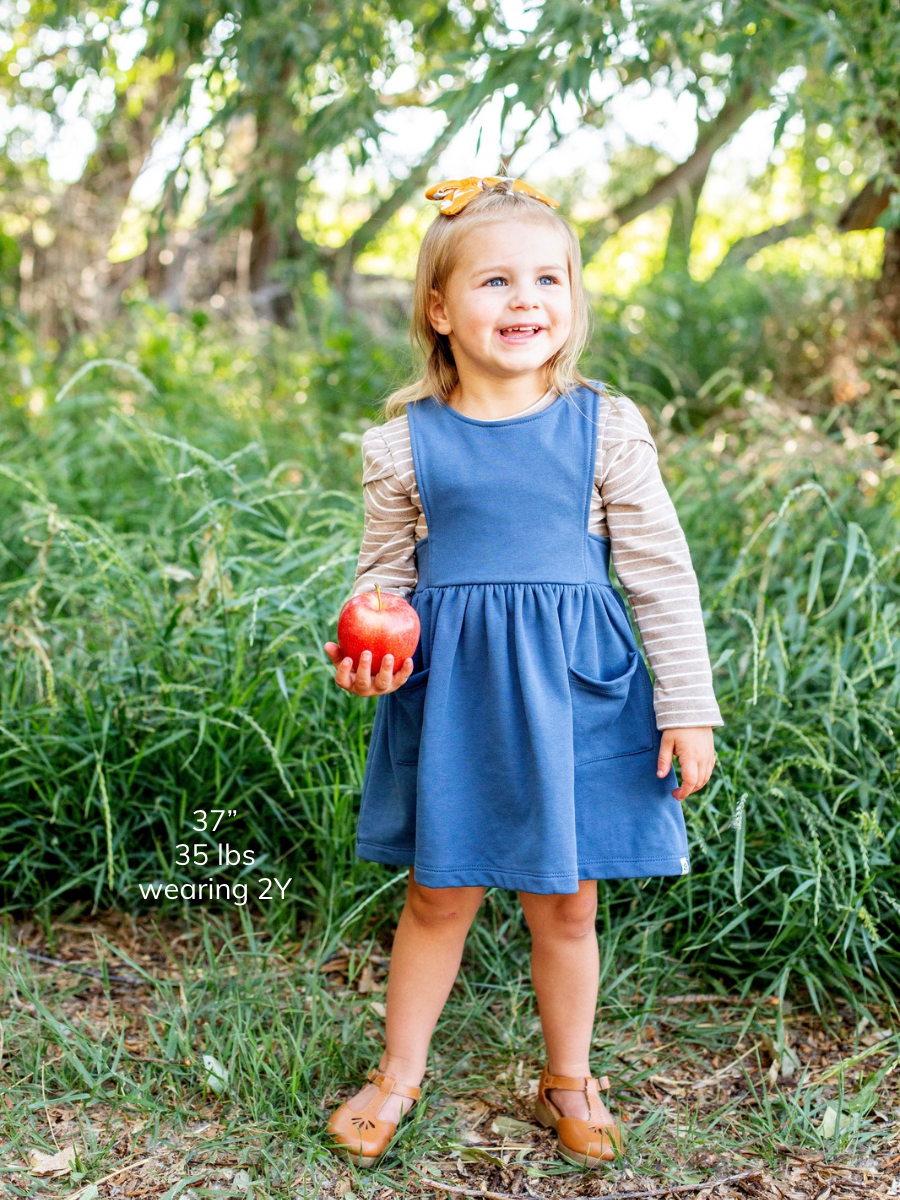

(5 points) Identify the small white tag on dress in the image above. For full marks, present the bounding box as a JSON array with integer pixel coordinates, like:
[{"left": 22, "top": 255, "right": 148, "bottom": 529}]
[{"left": 680, "top": 857, "right": 689, "bottom": 875}]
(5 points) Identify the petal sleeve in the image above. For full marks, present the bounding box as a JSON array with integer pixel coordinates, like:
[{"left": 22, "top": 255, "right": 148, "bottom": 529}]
[
  {"left": 600, "top": 403, "right": 725, "bottom": 730},
  {"left": 351, "top": 427, "right": 418, "bottom": 601}
]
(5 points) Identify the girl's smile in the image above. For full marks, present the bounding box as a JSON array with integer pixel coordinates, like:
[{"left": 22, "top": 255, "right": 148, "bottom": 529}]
[
  {"left": 428, "top": 220, "right": 573, "bottom": 407},
  {"left": 496, "top": 324, "right": 546, "bottom": 342}
]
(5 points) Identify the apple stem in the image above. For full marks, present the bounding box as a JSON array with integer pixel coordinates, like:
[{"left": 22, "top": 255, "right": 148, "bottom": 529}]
[{"left": 375, "top": 583, "right": 382, "bottom": 611}]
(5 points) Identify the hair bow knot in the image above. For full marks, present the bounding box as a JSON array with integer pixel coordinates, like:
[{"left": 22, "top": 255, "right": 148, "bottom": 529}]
[{"left": 425, "top": 176, "right": 560, "bottom": 215}]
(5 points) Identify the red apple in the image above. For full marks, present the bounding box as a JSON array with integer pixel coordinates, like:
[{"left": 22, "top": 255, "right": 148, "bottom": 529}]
[{"left": 337, "top": 584, "right": 420, "bottom": 675}]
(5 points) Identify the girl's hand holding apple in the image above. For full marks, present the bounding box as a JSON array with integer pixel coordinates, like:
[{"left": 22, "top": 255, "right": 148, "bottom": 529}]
[
  {"left": 323, "top": 643, "right": 415, "bottom": 696},
  {"left": 325, "top": 584, "right": 421, "bottom": 697}
]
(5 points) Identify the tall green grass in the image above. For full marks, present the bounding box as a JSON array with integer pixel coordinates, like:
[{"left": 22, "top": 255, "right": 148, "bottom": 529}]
[{"left": 1, "top": 304, "right": 898, "bottom": 1020}]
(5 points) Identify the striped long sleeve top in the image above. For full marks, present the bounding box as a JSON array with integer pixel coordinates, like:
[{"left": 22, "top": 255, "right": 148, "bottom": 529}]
[{"left": 351, "top": 386, "right": 724, "bottom": 731}]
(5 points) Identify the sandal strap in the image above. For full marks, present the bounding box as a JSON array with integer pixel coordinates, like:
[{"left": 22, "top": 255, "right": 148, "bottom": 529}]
[
  {"left": 541, "top": 1066, "right": 616, "bottom": 1131},
  {"left": 542, "top": 1068, "right": 610, "bottom": 1092},
  {"left": 367, "top": 1067, "right": 422, "bottom": 1100}
]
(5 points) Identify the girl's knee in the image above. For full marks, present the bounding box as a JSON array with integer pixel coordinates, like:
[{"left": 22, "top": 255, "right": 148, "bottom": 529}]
[
  {"left": 519, "top": 883, "right": 598, "bottom": 938},
  {"left": 405, "top": 868, "right": 486, "bottom": 925}
]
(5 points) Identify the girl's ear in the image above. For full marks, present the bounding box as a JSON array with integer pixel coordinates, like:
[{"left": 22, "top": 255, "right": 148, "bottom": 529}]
[{"left": 428, "top": 288, "right": 452, "bottom": 334}]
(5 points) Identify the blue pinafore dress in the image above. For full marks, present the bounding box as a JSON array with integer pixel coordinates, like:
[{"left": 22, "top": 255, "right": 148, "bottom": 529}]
[{"left": 356, "top": 382, "right": 689, "bottom": 895}]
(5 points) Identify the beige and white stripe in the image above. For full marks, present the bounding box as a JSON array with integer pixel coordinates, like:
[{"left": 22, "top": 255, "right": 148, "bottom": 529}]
[{"left": 352, "top": 388, "right": 724, "bottom": 730}]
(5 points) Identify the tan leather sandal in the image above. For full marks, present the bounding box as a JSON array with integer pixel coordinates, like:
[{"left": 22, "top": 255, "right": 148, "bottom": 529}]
[
  {"left": 534, "top": 1065, "right": 624, "bottom": 1167},
  {"left": 325, "top": 1066, "right": 422, "bottom": 1167}
]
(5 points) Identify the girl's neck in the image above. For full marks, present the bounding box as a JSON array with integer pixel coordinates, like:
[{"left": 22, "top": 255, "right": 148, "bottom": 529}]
[{"left": 447, "top": 377, "right": 552, "bottom": 420}]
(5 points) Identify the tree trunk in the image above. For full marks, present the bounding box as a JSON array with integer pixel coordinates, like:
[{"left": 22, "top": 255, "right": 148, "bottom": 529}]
[
  {"left": 661, "top": 168, "right": 708, "bottom": 274},
  {"left": 45, "top": 67, "right": 184, "bottom": 341},
  {"left": 837, "top": 171, "right": 899, "bottom": 342},
  {"left": 248, "top": 196, "right": 283, "bottom": 321},
  {"left": 874, "top": 224, "right": 900, "bottom": 340}
]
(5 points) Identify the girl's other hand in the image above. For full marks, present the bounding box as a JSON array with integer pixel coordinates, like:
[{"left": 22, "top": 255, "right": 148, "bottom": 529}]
[
  {"left": 656, "top": 727, "right": 717, "bottom": 802},
  {"left": 324, "top": 642, "right": 415, "bottom": 697}
]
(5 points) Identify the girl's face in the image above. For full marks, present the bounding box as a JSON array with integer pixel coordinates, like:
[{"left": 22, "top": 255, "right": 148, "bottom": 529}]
[{"left": 428, "top": 219, "right": 573, "bottom": 393}]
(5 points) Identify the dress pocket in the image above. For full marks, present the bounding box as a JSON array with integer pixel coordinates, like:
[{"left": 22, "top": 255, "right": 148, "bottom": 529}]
[
  {"left": 568, "top": 648, "right": 655, "bottom": 764},
  {"left": 388, "top": 664, "right": 431, "bottom": 765}
]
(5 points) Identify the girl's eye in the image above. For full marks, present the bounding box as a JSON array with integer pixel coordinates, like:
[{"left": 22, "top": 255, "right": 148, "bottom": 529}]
[{"left": 484, "top": 275, "right": 560, "bottom": 286}]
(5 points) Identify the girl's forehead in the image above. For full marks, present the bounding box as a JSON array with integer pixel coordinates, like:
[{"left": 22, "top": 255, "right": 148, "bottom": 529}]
[
  {"left": 457, "top": 220, "right": 567, "bottom": 256},
  {"left": 448, "top": 220, "right": 569, "bottom": 275}
]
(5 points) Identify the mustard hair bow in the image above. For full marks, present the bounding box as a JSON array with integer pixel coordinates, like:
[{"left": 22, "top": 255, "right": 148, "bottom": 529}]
[{"left": 425, "top": 176, "right": 560, "bottom": 215}]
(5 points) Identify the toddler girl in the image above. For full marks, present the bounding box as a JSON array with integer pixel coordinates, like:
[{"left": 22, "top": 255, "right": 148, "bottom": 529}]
[{"left": 323, "top": 174, "right": 723, "bottom": 1169}]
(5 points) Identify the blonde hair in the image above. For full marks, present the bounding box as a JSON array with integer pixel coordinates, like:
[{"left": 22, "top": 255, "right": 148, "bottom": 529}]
[{"left": 380, "top": 181, "right": 618, "bottom": 421}]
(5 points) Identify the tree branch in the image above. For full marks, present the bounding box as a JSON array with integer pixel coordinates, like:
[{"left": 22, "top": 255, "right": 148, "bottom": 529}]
[
  {"left": 330, "top": 98, "right": 474, "bottom": 281},
  {"left": 713, "top": 213, "right": 816, "bottom": 270},
  {"left": 579, "top": 79, "right": 760, "bottom": 261},
  {"left": 711, "top": 174, "right": 897, "bottom": 275},
  {"left": 837, "top": 177, "right": 893, "bottom": 231}
]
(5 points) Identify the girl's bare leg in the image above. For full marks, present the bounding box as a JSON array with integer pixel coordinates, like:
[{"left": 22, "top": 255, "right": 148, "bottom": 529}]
[
  {"left": 517, "top": 880, "right": 600, "bottom": 1120},
  {"left": 340, "top": 867, "right": 486, "bottom": 1124}
]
